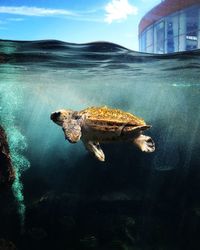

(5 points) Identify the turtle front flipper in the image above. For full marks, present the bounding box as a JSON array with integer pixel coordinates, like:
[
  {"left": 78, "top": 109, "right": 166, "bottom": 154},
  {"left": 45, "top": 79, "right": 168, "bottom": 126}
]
[
  {"left": 62, "top": 119, "right": 82, "bottom": 143},
  {"left": 133, "top": 135, "right": 155, "bottom": 153},
  {"left": 83, "top": 141, "right": 105, "bottom": 162}
]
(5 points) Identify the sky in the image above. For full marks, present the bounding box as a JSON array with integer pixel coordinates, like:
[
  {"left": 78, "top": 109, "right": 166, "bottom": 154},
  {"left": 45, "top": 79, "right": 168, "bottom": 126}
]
[{"left": 0, "top": 0, "right": 161, "bottom": 51}]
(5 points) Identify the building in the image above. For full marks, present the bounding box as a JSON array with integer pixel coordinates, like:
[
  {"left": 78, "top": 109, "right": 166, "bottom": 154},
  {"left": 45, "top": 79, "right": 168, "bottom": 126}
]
[{"left": 139, "top": 0, "right": 200, "bottom": 53}]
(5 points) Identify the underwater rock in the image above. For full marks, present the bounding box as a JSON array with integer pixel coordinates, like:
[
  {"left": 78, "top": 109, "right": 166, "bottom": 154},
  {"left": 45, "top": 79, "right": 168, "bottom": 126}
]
[
  {"left": 59, "top": 215, "right": 76, "bottom": 231},
  {"left": 107, "top": 239, "right": 127, "bottom": 250},
  {"left": 28, "top": 227, "right": 47, "bottom": 241},
  {"left": 0, "top": 125, "right": 15, "bottom": 190},
  {"left": 194, "top": 207, "right": 200, "bottom": 217},
  {"left": 125, "top": 217, "right": 136, "bottom": 244},
  {"left": 0, "top": 239, "right": 17, "bottom": 250},
  {"left": 79, "top": 235, "right": 98, "bottom": 249}
]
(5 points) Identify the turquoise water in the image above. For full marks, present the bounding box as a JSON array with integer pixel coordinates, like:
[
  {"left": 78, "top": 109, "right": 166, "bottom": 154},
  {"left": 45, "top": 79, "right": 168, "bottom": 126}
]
[{"left": 0, "top": 40, "right": 200, "bottom": 250}]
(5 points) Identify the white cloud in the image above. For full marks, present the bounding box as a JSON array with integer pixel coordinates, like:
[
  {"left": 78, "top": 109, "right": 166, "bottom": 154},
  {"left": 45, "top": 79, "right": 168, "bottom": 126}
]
[
  {"left": 0, "top": 6, "right": 103, "bottom": 22},
  {"left": 7, "top": 18, "right": 24, "bottom": 21},
  {"left": 105, "top": 0, "right": 138, "bottom": 23},
  {"left": 0, "top": 6, "right": 76, "bottom": 17}
]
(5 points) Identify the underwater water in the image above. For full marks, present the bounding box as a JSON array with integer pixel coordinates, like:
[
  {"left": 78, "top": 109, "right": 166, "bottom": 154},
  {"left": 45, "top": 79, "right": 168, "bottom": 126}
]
[{"left": 0, "top": 39, "right": 200, "bottom": 250}]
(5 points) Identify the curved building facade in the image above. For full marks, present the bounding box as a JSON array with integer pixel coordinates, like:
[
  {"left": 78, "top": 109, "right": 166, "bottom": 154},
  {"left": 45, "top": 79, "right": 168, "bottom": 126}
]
[{"left": 139, "top": 0, "right": 200, "bottom": 53}]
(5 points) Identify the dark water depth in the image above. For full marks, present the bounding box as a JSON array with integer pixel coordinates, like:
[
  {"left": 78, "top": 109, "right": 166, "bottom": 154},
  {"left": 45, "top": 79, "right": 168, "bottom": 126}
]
[{"left": 0, "top": 39, "right": 200, "bottom": 250}]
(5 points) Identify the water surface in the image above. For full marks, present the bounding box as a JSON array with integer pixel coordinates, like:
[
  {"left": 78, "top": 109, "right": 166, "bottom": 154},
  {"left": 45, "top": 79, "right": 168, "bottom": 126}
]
[{"left": 0, "top": 39, "right": 200, "bottom": 250}]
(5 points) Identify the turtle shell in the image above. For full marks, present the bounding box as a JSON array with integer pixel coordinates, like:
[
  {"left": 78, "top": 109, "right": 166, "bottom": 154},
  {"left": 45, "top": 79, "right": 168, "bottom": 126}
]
[{"left": 80, "top": 106, "right": 150, "bottom": 133}]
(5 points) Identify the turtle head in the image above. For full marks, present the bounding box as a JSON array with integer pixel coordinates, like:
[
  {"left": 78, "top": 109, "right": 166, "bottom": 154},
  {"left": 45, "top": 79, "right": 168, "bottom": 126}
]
[
  {"left": 50, "top": 109, "right": 73, "bottom": 126},
  {"left": 51, "top": 109, "right": 82, "bottom": 143}
]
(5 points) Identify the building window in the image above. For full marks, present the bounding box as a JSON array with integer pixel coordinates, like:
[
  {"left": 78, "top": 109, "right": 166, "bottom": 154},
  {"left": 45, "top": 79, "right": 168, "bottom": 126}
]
[
  {"left": 166, "top": 15, "right": 179, "bottom": 53},
  {"left": 146, "top": 27, "right": 153, "bottom": 52},
  {"left": 155, "top": 21, "right": 165, "bottom": 53},
  {"left": 186, "top": 8, "right": 198, "bottom": 50},
  {"left": 140, "top": 32, "right": 146, "bottom": 52},
  {"left": 198, "top": 9, "right": 200, "bottom": 49},
  {"left": 167, "top": 20, "right": 174, "bottom": 52}
]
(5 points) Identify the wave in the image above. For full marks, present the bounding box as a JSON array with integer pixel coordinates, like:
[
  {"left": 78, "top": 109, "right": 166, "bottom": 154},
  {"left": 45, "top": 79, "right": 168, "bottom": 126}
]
[{"left": 0, "top": 39, "right": 200, "bottom": 70}]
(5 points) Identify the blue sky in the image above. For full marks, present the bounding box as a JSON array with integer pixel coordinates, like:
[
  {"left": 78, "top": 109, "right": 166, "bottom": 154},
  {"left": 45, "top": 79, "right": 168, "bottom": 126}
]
[{"left": 0, "top": 0, "right": 161, "bottom": 50}]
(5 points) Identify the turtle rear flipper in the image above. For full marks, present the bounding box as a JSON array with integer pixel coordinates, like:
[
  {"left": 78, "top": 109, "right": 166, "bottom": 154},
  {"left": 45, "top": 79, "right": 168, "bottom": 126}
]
[
  {"left": 133, "top": 135, "right": 155, "bottom": 153},
  {"left": 83, "top": 141, "right": 105, "bottom": 162}
]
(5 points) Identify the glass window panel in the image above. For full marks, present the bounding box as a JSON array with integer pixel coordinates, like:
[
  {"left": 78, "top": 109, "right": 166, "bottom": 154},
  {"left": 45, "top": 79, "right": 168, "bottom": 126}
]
[
  {"left": 154, "top": 21, "right": 165, "bottom": 53},
  {"left": 186, "top": 8, "right": 198, "bottom": 50},
  {"left": 173, "top": 36, "right": 179, "bottom": 51},
  {"left": 141, "top": 32, "right": 146, "bottom": 52},
  {"left": 166, "top": 14, "right": 179, "bottom": 53},
  {"left": 171, "top": 15, "right": 179, "bottom": 37},
  {"left": 166, "top": 19, "right": 175, "bottom": 52},
  {"left": 179, "top": 12, "right": 186, "bottom": 36},
  {"left": 146, "top": 27, "right": 153, "bottom": 48},
  {"left": 146, "top": 45, "right": 153, "bottom": 53},
  {"left": 179, "top": 35, "right": 186, "bottom": 51},
  {"left": 198, "top": 9, "right": 200, "bottom": 49}
]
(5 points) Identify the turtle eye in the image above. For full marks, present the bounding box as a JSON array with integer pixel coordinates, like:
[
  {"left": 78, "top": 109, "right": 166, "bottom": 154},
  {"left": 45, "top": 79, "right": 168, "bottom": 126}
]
[
  {"left": 74, "top": 115, "right": 81, "bottom": 120},
  {"left": 72, "top": 112, "right": 81, "bottom": 120}
]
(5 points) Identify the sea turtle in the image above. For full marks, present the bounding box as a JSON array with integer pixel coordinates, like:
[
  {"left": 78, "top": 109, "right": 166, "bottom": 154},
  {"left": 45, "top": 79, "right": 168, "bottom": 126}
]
[{"left": 50, "top": 106, "right": 155, "bottom": 161}]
